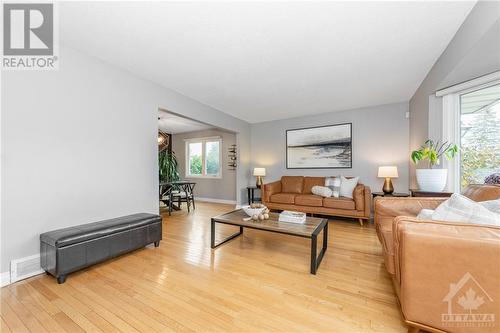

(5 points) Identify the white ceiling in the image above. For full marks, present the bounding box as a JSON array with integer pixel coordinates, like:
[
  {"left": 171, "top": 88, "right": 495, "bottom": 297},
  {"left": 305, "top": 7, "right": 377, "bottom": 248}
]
[
  {"left": 60, "top": 1, "right": 476, "bottom": 123},
  {"left": 158, "top": 110, "right": 213, "bottom": 134}
]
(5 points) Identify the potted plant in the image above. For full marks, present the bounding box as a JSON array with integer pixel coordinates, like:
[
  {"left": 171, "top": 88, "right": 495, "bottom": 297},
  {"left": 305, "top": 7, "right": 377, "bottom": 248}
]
[
  {"left": 159, "top": 150, "right": 180, "bottom": 182},
  {"left": 411, "top": 140, "right": 458, "bottom": 191}
]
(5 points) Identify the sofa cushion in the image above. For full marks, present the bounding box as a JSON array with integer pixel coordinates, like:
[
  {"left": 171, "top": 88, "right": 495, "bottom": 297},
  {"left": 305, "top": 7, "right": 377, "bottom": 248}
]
[
  {"left": 295, "top": 194, "right": 323, "bottom": 207},
  {"left": 323, "top": 197, "right": 355, "bottom": 210},
  {"left": 281, "top": 176, "right": 304, "bottom": 194},
  {"left": 303, "top": 177, "right": 326, "bottom": 194},
  {"left": 270, "top": 193, "right": 297, "bottom": 204}
]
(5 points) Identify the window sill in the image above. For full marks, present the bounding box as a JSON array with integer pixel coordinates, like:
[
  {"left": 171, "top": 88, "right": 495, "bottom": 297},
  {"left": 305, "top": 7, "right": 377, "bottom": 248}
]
[{"left": 185, "top": 175, "right": 222, "bottom": 180}]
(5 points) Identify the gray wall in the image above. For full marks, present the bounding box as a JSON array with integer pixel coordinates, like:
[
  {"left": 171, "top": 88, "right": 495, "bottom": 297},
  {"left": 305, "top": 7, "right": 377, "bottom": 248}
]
[
  {"left": 1, "top": 45, "right": 251, "bottom": 273},
  {"left": 409, "top": 1, "right": 500, "bottom": 187},
  {"left": 172, "top": 129, "right": 236, "bottom": 201},
  {"left": 251, "top": 102, "right": 410, "bottom": 193}
]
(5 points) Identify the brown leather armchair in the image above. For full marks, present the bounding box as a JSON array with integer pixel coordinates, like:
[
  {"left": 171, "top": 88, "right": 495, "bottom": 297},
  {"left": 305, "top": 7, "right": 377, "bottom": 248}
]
[
  {"left": 374, "top": 184, "right": 500, "bottom": 333},
  {"left": 262, "top": 176, "right": 371, "bottom": 225}
]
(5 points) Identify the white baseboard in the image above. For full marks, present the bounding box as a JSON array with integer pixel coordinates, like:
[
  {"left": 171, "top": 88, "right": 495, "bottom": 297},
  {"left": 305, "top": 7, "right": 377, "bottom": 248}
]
[
  {"left": 196, "top": 197, "right": 237, "bottom": 205},
  {"left": 1, "top": 271, "right": 11, "bottom": 287}
]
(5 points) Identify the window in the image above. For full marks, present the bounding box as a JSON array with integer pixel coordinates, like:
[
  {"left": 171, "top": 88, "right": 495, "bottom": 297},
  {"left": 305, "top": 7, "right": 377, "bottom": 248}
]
[
  {"left": 185, "top": 137, "right": 222, "bottom": 178},
  {"left": 459, "top": 84, "right": 500, "bottom": 188},
  {"left": 436, "top": 72, "right": 500, "bottom": 191}
]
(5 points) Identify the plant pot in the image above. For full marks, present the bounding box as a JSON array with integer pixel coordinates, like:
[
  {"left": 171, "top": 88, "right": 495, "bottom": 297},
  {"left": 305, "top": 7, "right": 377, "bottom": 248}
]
[{"left": 416, "top": 169, "right": 448, "bottom": 192}]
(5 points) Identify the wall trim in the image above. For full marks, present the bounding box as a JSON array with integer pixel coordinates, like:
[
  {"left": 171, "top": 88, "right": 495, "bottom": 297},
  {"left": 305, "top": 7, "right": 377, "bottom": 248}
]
[
  {"left": 1, "top": 272, "right": 11, "bottom": 287},
  {"left": 196, "top": 197, "right": 237, "bottom": 205}
]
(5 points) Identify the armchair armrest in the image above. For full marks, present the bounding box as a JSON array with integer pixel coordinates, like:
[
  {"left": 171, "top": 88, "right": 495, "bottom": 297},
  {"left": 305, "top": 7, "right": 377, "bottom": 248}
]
[
  {"left": 352, "top": 185, "right": 371, "bottom": 218},
  {"left": 262, "top": 181, "right": 281, "bottom": 203},
  {"left": 393, "top": 216, "right": 500, "bottom": 332},
  {"left": 363, "top": 186, "right": 371, "bottom": 218},
  {"left": 374, "top": 197, "right": 450, "bottom": 274}
]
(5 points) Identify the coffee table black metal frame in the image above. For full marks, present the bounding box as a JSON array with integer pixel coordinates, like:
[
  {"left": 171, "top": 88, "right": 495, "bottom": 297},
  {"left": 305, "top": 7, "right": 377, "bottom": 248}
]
[{"left": 210, "top": 215, "right": 328, "bottom": 275}]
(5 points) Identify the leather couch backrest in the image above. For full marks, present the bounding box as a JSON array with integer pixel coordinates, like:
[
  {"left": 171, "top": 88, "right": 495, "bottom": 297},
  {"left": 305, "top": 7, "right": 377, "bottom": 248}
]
[
  {"left": 463, "top": 184, "right": 500, "bottom": 202},
  {"left": 303, "top": 177, "right": 326, "bottom": 194},
  {"left": 281, "top": 176, "right": 304, "bottom": 194}
]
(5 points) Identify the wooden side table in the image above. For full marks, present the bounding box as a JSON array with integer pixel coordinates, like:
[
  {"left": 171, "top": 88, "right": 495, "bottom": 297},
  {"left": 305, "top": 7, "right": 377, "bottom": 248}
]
[
  {"left": 410, "top": 189, "right": 453, "bottom": 197},
  {"left": 372, "top": 192, "right": 410, "bottom": 198},
  {"left": 246, "top": 186, "right": 261, "bottom": 205}
]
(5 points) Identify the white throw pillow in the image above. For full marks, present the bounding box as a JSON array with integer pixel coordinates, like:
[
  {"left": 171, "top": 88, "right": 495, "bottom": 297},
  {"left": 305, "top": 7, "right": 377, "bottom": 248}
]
[
  {"left": 311, "top": 186, "right": 333, "bottom": 198},
  {"left": 325, "top": 177, "right": 341, "bottom": 198},
  {"left": 339, "top": 176, "right": 359, "bottom": 199},
  {"left": 480, "top": 199, "right": 500, "bottom": 214},
  {"left": 417, "top": 209, "right": 434, "bottom": 220},
  {"left": 432, "top": 193, "right": 500, "bottom": 226}
]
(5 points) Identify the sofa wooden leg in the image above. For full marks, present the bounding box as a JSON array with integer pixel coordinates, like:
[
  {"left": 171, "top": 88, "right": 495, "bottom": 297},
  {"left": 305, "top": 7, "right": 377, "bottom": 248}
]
[
  {"left": 407, "top": 326, "right": 420, "bottom": 333},
  {"left": 358, "top": 218, "right": 364, "bottom": 226}
]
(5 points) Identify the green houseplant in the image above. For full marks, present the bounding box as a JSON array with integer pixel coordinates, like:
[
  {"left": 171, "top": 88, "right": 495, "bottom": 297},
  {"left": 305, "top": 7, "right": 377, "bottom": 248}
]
[
  {"left": 159, "top": 150, "right": 180, "bottom": 182},
  {"left": 411, "top": 140, "right": 458, "bottom": 191}
]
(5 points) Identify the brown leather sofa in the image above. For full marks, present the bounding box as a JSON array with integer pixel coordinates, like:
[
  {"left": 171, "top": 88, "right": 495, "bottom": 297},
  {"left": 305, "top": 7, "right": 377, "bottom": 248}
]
[
  {"left": 262, "top": 176, "right": 371, "bottom": 225},
  {"left": 374, "top": 184, "right": 500, "bottom": 333}
]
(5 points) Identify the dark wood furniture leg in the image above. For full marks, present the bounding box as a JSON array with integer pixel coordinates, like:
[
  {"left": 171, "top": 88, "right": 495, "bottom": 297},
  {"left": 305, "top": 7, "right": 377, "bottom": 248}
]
[
  {"left": 211, "top": 218, "right": 243, "bottom": 249},
  {"left": 168, "top": 191, "right": 173, "bottom": 216},
  {"left": 188, "top": 183, "right": 196, "bottom": 210}
]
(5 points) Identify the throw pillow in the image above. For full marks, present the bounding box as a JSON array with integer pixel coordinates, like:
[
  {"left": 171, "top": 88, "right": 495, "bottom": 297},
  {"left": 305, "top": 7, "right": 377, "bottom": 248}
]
[
  {"left": 324, "top": 177, "right": 335, "bottom": 188},
  {"left": 325, "top": 177, "right": 341, "bottom": 198},
  {"left": 311, "top": 186, "right": 333, "bottom": 198},
  {"left": 417, "top": 209, "right": 434, "bottom": 220},
  {"left": 339, "top": 176, "right": 359, "bottom": 199},
  {"left": 432, "top": 193, "right": 500, "bottom": 226}
]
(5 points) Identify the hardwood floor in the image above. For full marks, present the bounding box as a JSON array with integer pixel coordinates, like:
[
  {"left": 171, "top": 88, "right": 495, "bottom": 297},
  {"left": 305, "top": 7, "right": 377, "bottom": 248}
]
[{"left": 1, "top": 202, "right": 407, "bottom": 332}]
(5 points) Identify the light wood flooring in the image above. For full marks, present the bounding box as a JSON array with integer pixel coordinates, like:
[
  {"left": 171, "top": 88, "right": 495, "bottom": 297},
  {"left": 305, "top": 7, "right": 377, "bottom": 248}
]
[{"left": 1, "top": 202, "right": 407, "bottom": 332}]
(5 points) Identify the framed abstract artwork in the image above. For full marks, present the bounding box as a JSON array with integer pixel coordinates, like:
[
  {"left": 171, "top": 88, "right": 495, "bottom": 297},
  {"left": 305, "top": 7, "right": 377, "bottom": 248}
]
[{"left": 286, "top": 123, "right": 352, "bottom": 169}]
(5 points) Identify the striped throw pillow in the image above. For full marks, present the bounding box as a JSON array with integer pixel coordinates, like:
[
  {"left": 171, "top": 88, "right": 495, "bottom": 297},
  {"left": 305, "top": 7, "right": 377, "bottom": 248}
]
[{"left": 325, "top": 177, "right": 341, "bottom": 198}]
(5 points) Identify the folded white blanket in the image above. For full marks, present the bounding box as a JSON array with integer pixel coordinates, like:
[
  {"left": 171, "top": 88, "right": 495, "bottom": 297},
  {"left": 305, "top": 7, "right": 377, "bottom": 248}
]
[{"left": 421, "top": 194, "right": 500, "bottom": 226}]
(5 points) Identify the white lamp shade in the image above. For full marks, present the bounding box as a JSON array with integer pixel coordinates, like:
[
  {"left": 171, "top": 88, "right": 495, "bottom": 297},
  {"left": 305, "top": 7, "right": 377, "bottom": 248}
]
[
  {"left": 253, "top": 167, "right": 266, "bottom": 176},
  {"left": 378, "top": 166, "right": 398, "bottom": 178}
]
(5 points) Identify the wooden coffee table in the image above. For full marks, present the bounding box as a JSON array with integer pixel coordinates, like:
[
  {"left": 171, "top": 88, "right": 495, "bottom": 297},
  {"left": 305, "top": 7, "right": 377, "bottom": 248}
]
[{"left": 211, "top": 209, "right": 328, "bottom": 274}]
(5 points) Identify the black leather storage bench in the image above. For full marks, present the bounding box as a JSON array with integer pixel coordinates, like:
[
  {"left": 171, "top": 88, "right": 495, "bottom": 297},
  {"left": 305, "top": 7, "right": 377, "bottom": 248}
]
[{"left": 40, "top": 213, "right": 162, "bottom": 284}]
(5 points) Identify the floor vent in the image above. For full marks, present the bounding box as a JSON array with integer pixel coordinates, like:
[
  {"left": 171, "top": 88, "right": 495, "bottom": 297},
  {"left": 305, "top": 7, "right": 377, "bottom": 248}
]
[{"left": 10, "top": 254, "right": 44, "bottom": 283}]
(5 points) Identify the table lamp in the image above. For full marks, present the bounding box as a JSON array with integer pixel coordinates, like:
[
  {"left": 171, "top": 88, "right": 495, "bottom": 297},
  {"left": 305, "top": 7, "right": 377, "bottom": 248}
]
[
  {"left": 253, "top": 168, "right": 266, "bottom": 188},
  {"left": 378, "top": 166, "right": 398, "bottom": 194}
]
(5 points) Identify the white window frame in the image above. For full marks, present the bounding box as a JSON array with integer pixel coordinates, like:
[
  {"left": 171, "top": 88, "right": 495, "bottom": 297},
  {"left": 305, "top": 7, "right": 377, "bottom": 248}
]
[
  {"left": 436, "top": 71, "right": 500, "bottom": 192},
  {"left": 185, "top": 136, "right": 222, "bottom": 179}
]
